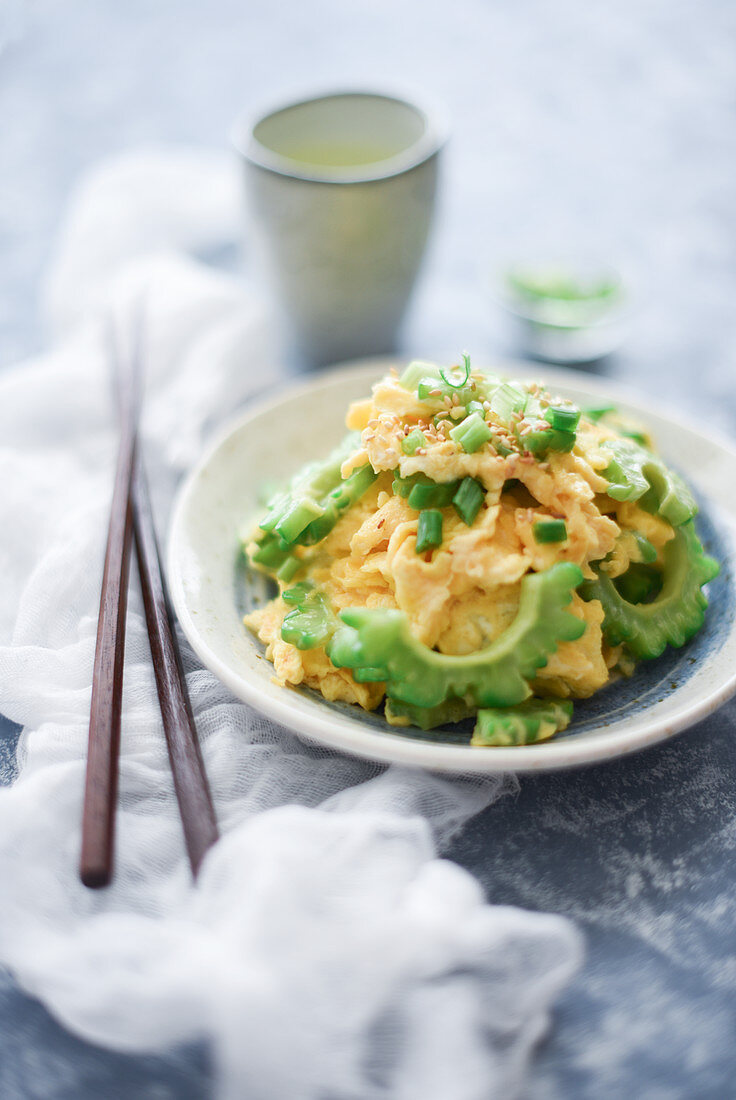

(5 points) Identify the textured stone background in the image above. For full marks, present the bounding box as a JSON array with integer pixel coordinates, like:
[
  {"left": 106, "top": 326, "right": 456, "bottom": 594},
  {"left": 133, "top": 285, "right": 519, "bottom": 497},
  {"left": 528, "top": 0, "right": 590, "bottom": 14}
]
[{"left": 1, "top": 0, "right": 735, "bottom": 1096}]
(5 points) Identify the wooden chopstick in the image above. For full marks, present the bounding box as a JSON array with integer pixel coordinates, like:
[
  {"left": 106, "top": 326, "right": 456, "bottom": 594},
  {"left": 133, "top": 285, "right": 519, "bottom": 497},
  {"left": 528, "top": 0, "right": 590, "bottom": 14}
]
[
  {"left": 132, "top": 461, "right": 219, "bottom": 875},
  {"left": 81, "top": 311, "right": 218, "bottom": 888},
  {"left": 80, "top": 319, "right": 141, "bottom": 888}
]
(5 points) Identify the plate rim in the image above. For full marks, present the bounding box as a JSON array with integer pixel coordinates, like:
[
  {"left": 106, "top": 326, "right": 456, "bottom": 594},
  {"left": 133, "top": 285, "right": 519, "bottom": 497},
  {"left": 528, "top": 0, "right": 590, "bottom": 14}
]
[{"left": 168, "top": 356, "right": 736, "bottom": 774}]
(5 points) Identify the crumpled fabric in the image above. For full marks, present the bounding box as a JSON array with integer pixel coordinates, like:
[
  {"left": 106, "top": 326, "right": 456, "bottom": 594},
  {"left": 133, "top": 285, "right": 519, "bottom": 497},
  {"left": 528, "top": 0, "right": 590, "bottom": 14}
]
[{"left": 0, "top": 149, "right": 582, "bottom": 1099}]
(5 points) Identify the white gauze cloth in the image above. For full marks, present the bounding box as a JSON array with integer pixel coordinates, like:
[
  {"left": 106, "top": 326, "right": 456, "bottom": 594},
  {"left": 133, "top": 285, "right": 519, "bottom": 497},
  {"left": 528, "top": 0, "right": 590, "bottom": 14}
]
[{"left": 0, "top": 150, "right": 582, "bottom": 1100}]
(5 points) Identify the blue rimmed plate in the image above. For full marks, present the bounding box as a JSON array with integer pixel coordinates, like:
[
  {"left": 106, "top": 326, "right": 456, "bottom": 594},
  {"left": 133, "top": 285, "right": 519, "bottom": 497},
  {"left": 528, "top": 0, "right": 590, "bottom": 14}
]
[{"left": 167, "top": 359, "right": 736, "bottom": 773}]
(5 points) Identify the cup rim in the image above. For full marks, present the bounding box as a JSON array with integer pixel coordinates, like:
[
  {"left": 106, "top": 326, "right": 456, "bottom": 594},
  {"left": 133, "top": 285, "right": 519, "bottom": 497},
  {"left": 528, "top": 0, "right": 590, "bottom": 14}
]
[{"left": 231, "top": 85, "right": 449, "bottom": 184}]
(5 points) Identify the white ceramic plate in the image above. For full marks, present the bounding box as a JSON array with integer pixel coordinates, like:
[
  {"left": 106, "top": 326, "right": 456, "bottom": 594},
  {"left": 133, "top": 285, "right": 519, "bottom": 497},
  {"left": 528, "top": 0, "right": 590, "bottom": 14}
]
[{"left": 168, "top": 358, "right": 736, "bottom": 773}]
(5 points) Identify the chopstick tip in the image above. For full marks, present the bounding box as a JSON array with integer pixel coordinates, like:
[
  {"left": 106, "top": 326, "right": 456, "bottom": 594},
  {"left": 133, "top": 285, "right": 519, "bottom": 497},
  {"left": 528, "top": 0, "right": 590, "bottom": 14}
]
[{"left": 80, "top": 862, "right": 113, "bottom": 889}]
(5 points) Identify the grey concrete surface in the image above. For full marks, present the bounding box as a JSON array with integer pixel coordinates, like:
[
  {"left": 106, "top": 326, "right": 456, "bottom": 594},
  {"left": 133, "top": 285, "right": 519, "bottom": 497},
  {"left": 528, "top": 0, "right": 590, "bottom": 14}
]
[{"left": 2, "top": 1, "right": 735, "bottom": 1096}]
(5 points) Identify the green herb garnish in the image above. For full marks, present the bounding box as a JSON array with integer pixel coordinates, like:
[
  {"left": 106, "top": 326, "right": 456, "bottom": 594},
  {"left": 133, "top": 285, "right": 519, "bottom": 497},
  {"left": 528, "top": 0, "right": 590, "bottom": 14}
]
[
  {"left": 533, "top": 519, "right": 568, "bottom": 543},
  {"left": 416, "top": 509, "right": 443, "bottom": 554},
  {"left": 439, "top": 351, "right": 472, "bottom": 390}
]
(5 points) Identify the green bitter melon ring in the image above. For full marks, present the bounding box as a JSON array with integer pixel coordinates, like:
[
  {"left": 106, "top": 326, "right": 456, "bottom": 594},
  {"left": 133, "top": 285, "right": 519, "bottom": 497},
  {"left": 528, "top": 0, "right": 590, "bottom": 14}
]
[
  {"left": 472, "top": 699, "right": 574, "bottom": 746},
  {"left": 327, "top": 561, "right": 585, "bottom": 710},
  {"left": 580, "top": 520, "right": 719, "bottom": 660},
  {"left": 601, "top": 437, "right": 698, "bottom": 527}
]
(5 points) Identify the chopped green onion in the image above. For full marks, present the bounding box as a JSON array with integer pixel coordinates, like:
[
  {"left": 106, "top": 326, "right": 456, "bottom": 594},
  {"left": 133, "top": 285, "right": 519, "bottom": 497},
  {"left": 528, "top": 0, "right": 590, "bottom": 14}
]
[
  {"left": 392, "top": 475, "right": 413, "bottom": 498},
  {"left": 407, "top": 479, "right": 458, "bottom": 509},
  {"left": 274, "top": 497, "right": 326, "bottom": 544},
  {"left": 547, "top": 405, "right": 581, "bottom": 432},
  {"left": 518, "top": 421, "right": 576, "bottom": 457},
  {"left": 251, "top": 532, "right": 291, "bottom": 569},
  {"left": 450, "top": 412, "right": 493, "bottom": 454},
  {"left": 401, "top": 428, "right": 427, "bottom": 455},
  {"left": 490, "top": 382, "right": 527, "bottom": 423},
  {"left": 416, "top": 509, "right": 443, "bottom": 554},
  {"left": 276, "top": 556, "right": 304, "bottom": 582},
  {"left": 394, "top": 472, "right": 459, "bottom": 508},
  {"left": 453, "top": 477, "right": 485, "bottom": 526},
  {"left": 297, "top": 464, "right": 378, "bottom": 546},
  {"left": 399, "top": 360, "right": 439, "bottom": 390},
  {"left": 417, "top": 379, "right": 444, "bottom": 400},
  {"left": 522, "top": 392, "right": 544, "bottom": 420},
  {"left": 439, "top": 351, "right": 472, "bottom": 389},
  {"left": 533, "top": 518, "right": 568, "bottom": 543}
]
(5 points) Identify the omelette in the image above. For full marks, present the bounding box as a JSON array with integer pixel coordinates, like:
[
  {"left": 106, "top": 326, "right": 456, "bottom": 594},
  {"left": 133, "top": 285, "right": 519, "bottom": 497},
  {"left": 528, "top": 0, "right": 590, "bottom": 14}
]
[{"left": 243, "top": 357, "right": 718, "bottom": 746}]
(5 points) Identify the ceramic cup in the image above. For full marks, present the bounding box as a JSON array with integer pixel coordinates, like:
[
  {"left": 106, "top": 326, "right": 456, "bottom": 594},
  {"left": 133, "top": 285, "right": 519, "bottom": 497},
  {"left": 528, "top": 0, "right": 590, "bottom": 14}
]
[{"left": 233, "top": 89, "right": 448, "bottom": 367}]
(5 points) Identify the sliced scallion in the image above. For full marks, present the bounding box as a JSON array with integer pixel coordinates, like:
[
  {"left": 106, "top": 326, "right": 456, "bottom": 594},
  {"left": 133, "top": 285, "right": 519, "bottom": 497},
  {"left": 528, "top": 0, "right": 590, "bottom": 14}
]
[
  {"left": 521, "top": 423, "right": 576, "bottom": 457},
  {"left": 418, "top": 379, "right": 443, "bottom": 400},
  {"left": 276, "top": 556, "right": 304, "bottom": 583},
  {"left": 533, "top": 518, "right": 568, "bottom": 543},
  {"left": 401, "top": 428, "right": 427, "bottom": 455},
  {"left": 399, "top": 360, "right": 438, "bottom": 390},
  {"left": 449, "top": 412, "right": 493, "bottom": 454},
  {"left": 453, "top": 477, "right": 485, "bottom": 526},
  {"left": 392, "top": 475, "right": 414, "bottom": 498},
  {"left": 274, "top": 498, "right": 326, "bottom": 544},
  {"left": 407, "top": 479, "right": 458, "bottom": 509},
  {"left": 251, "top": 532, "right": 291, "bottom": 569},
  {"left": 490, "top": 382, "right": 527, "bottom": 423},
  {"left": 439, "top": 351, "right": 472, "bottom": 389},
  {"left": 547, "top": 405, "right": 581, "bottom": 432},
  {"left": 416, "top": 509, "right": 443, "bottom": 554}
]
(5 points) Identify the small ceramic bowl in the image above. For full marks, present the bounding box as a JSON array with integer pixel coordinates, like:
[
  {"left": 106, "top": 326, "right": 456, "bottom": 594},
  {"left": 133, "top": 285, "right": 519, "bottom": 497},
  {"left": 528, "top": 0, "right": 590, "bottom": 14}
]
[{"left": 492, "top": 260, "right": 631, "bottom": 364}]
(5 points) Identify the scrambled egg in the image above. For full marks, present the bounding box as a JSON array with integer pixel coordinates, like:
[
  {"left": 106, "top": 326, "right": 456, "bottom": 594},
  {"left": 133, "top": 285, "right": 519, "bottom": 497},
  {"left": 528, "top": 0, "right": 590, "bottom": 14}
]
[{"left": 246, "top": 370, "right": 675, "bottom": 712}]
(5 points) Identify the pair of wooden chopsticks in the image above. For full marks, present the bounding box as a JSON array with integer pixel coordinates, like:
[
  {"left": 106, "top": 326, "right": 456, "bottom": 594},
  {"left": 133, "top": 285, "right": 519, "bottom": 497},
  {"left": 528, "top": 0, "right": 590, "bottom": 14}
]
[{"left": 80, "top": 313, "right": 218, "bottom": 888}]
